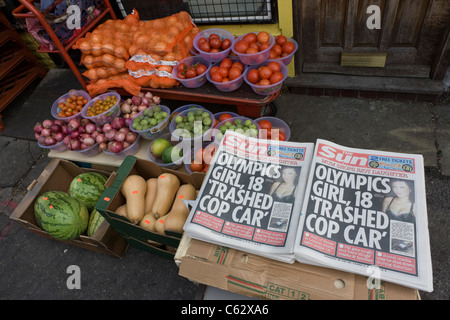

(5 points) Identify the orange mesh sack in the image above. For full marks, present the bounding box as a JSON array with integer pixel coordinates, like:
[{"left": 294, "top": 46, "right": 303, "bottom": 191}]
[
  {"left": 73, "top": 10, "right": 140, "bottom": 60},
  {"left": 131, "top": 11, "right": 194, "bottom": 55},
  {"left": 81, "top": 54, "right": 127, "bottom": 71},
  {"left": 86, "top": 73, "right": 141, "bottom": 97}
]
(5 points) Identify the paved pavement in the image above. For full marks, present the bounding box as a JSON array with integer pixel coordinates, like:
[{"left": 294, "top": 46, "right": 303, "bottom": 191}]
[{"left": 0, "top": 68, "right": 448, "bottom": 300}]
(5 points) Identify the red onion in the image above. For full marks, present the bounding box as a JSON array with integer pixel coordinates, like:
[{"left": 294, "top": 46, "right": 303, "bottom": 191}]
[
  {"left": 50, "top": 124, "right": 61, "bottom": 133},
  {"left": 91, "top": 130, "right": 99, "bottom": 140},
  {"left": 119, "top": 127, "right": 130, "bottom": 135},
  {"left": 35, "top": 133, "right": 40, "bottom": 140},
  {"left": 152, "top": 96, "right": 161, "bottom": 104},
  {"left": 34, "top": 122, "right": 43, "bottom": 134},
  {"left": 125, "top": 131, "right": 138, "bottom": 144},
  {"left": 61, "top": 124, "right": 69, "bottom": 134},
  {"left": 131, "top": 105, "right": 138, "bottom": 112},
  {"left": 78, "top": 125, "right": 86, "bottom": 134},
  {"left": 96, "top": 125, "right": 103, "bottom": 132},
  {"left": 83, "top": 137, "right": 95, "bottom": 147},
  {"left": 80, "top": 133, "right": 90, "bottom": 140},
  {"left": 124, "top": 117, "right": 132, "bottom": 127},
  {"left": 137, "top": 105, "right": 147, "bottom": 112},
  {"left": 144, "top": 92, "right": 153, "bottom": 100},
  {"left": 38, "top": 135, "right": 46, "bottom": 145},
  {"left": 45, "top": 136, "right": 56, "bottom": 146},
  {"left": 69, "top": 139, "right": 81, "bottom": 150},
  {"left": 80, "top": 118, "right": 91, "bottom": 126},
  {"left": 105, "top": 129, "right": 117, "bottom": 141},
  {"left": 95, "top": 133, "right": 106, "bottom": 144},
  {"left": 54, "top": 119, "right": 65, "bottom": 126},
  {"left": 85, "top": 123, "right": 96, "bottom": 134},
  {"left": 102, "top": 123, "right": 112, "bottom": 133},
  {"left": 123, "top": 114, "right": 130, "bottom": 119},
  {"left": 125, "top": 98, "right": 132, "bottom": 104},
  {"left": 109, "top": 141, "right": 123, "bottom": 153},
  {"left": 122, "top": 141, "right": 131, "bottom": 149},
  {"left": 137, "top": 92, "right": 144, "bottom": 98},
  {"left": 41, "top": 128, "right": 51, "bottom": 137},
  {"left": 80, "top": 143, "right": 89, "bottom": 150},
  {"left": 70, "top": 130, "right": 80, "bottom": 139},
  {"left": 121, "top": 102, "right": 132, "bottom": 114},
  {"left": 131, "top": 95, "right": 141, "bottom": 106},
  {"left": 53, "top": 132, "right": 65, "bottom": 142},
  {"left": 68, "top": 118, "right": 80, "bottom": 131},
  {"left": 42, "top": 119, "right": 53, "bottom": 128},
  {"left": 99, "top": 142, "right": 108, "bottom": 152},
  {"left": 129, "top": 111, "right": 138, "bottom": 119},
  {"left": 63, "top": 135, "right": 71, "bottom": 145},
  {"left": 114, "top": 131, "right": 126, "bottom": 142},
  {"left": 141, "top": 98, "right": 149, "bottom": 107},
  {"left": 111, "top": 117, "right": 125, "bottom": 130}
]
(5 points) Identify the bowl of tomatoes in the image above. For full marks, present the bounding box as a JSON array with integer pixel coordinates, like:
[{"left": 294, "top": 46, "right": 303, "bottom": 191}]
[
  {"left": 193, "top": 28, "right": 235, "bottom": 62},
  {"left": 172, "top": 56, "right": 211, "bottom": 88},
  {"left": 206, "top": 57, "right": 247, "bottom": 92},
  {"left": 268, "top": 35, "right": 298, "bottom": 66},
  {"left": 185, "top": 142, "right": 219, "bottom": 174},
  {"left": 231, "top": 31, "right": 275, "bottom": 65},
  {"left": 51, "top": 90, "right": 90, "bottom": 121},
  {"left": 244, "top": 61, "right": 288, "bottom": 96},
  {"left": 256, "top": 116, "right": 290, "bottom": 141}
]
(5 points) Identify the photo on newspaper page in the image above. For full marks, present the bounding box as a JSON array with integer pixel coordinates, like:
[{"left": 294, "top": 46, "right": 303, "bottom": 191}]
[
  {"left": 183, "top": 131, "right": 314, "bottom": 263},
  {"left": 294, "top": 139, "right": 433, "bottom": 292}
]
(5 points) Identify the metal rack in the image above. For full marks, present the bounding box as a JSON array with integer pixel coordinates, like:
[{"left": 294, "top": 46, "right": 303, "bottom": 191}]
[{"left": 12, "top": 0, "right": 117, "bottom": 91}]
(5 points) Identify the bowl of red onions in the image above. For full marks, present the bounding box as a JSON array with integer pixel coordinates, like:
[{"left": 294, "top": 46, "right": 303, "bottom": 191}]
[
  {"left": 34, "top": 119, "right": 69, "bottom": 152},
  {"left": 58, "top": 118, "right": 103, "bottom": 156},
  {"left": 120, "top": 91, "right": 161, "bottom": 121},
  {"left": 101, "top": 116, "right": 140, "bottom": 158}
]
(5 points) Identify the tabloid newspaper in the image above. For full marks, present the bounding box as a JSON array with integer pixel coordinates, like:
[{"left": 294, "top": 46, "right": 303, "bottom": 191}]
[
  {"left": 183, "top": 131, "right": 314, "bottom": 263},
  {"left": 294, "top": 139, "right": 433, "bottom": 292}
]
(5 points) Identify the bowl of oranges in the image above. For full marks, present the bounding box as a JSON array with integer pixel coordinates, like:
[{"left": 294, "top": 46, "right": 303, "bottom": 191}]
[
  {"left": 51, "top": 90, "right": 90, "bottom": 121},
  {"left": 81, "top": 92, "right": 121, "bottom": 125},
  {"left": 244, "top": 60, "right": 288, "bottom": 96},
  {"left": 231, "top": 31, "right": 275, "bottom": 65},
  {"left": 206, "top": 57, "right": 247, "bottom": 92}
]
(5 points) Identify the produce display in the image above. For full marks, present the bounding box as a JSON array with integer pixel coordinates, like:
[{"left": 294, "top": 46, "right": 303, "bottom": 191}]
[
  {"left": 120, "top": 91, "right": 161, "bottom": 120},
  {"left": 172, "top": 108, "right": 213, "bottom": 138},
  {"left": 209, "top": 57, "right": 244, "bottom": 83},
  {"left": 34, "top": 119, "right": 68, "bottom": 147},
  {"left": 131, "top": 105, "right": 168, "bottom": 131},
  {"left": 85, "top": 93, "right": 118, "bottom": 117},
  {"left": 56, "top": 93, "right": 89, "bottom": 118},
  {"left": 118, "top": 173, "right": 197, "bottom": 235},
  {"left": 196, "top": 32, "right": 232, "bottom": 53},
  {"left": 234, "top": 31, "right": 271, "bottom": 54},
  {"left": 33, "top": 172, "right": 108, "bottom": 240},
  {"left": 246, "top": 61, "right": 284, "bottom": 86},
  {"left": 269, "top": 35, "right": 296, "bottom": 59}
]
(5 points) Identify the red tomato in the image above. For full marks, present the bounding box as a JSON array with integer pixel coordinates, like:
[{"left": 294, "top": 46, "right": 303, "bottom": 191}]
[
  {"left": 243, "top": 33, "right": 257, "bottom": 43},
  {"left": 231, "top": 61, "right": 244, "bottom": 72},
  {"left": 177, "top": 71, "right": 186, "bottom": 79},
  {"left": 199, "top": 41, "right": 211, "bottom": 52},
  {"left": 258, "top": 66, "right": 273, "bottom": 80},
  {"left": 247, "top": 69, "right": 259, "bottom": 84},
  {"left": 194, "top": 148, "right": 205, "bottom": 162},
  {"left": 202, "top": 165, "right": 210, "bottom": 173},
  {"left": 218, "top": 66, "right": 229, "bottom": 78},
  {"left": 257, "top": 31, "right": 270, "bottom": 44},
  {"left": 282, "top": 41, "right": 295, "bottom": 54},
  {"left": 209, "top": 66, "right": 219, "bottom": 76},
  {"left": 190, "top": 163, "right": 204, "bottom": 172},
  {"left": 234, "top": 40, "right": 249, "bottom": 53},
  {"left": 221, "top": 39, "right": 232, "bottom": 50},
  {"left": 245, "top": 47, "right": 259, "bottom": 54},
  {"left": 268, "top": 49, "right": 278, "bottom": 59},
  {"left": 196, "top": 63, "right": 207, "bottom": 75},
  {"left": 198, "top": 37, "right": 208, "bottom": 45},
  {"left": 275, "top": 35, "right": 287, "bottom": 46},
  {"left": 185, "top": 68, "right": 197, "bottom": 79},
  {"left": 210, "top": 37, "right": 222, "bottom": 49},
  {"left": 222, "top": 77, "right": 230, "bottom": 83},
  {"left": 272, "top": 44, "right": 282, "bottom": 56},
  {"left": 267, "top": 61, "right": 281, "bottom": 73},
  {"left": 259, "top": 43, "right": 271, "bottom": 52},
  {"left": 177, "top": 62, "right": 186, "bottom": 73},
  {"left": 228, "top": 67, "right": 242, "bottom": 80},
  {"left": 259, "top": 79, "right": 271, "bottom": 86},
  {"left": 271, "top": 130, "right": 286, "bottom": 141},
  {"left": 258, "top": 120, "right": 272, "bottom": 130},
  {"left": 219, "top": 113, "right": 233, "bottom": 123},
  {"left": 211, "top": 71, "right": 223, "bottom": 82},
  {"left": 209, "top": 33, "right": 220, "bottom": 41},
  {"left": 210, "top": 48, "right": 220, "bottom": 53},
  {"left": 269, "top": 71, "right": 284, "bottom": 84},
  {"left": 219, "top": 58, "right": 232, "bottom": 69}
]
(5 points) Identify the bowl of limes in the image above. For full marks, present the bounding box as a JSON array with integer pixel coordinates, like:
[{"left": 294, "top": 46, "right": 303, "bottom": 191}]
[{"left": 129, "top": 105, "right": 171, "bottom": 139}]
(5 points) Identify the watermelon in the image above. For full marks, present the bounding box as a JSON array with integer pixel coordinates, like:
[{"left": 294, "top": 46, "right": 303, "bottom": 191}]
[
  {"left": 34, "top": 191, "right": 68, "bottom": 228},
  {"left": 69, "top": 172, "right": 108, "bottom": 211},
  {"left": 87, "top": 208, "right": 105, "bottom": 237},
  {"left": 35, "top": 196, "right": 89, "bottom": 240}
]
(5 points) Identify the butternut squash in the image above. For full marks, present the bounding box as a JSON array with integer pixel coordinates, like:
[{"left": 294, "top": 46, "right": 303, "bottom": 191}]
[
  {"left": 154, "top": 215, "right": 168, "bottom": 235},
  {"left": 139, "top": 213, "right": 156, "bottom": 232},
  {"left": 163, "top": 183, "right": 197, "bottom": 234},
  {"left": 121, "top": 175, "right": 147, "bottom": 224},
  {"left": 115, "top": 204, "right": 128, "bottom": 218},
  {"left": 144, "top": 178, "right": 158, "bottom": 214},
  {"left": 152, "top": 173, "right": 180, "bottom": 218}
]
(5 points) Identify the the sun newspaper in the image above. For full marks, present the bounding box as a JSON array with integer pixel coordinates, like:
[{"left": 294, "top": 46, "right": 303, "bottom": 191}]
[
  {"left": 183, "top": 130, "right": 314, "bottom": 263},
  {"left": 294, "top": 139, "right": 433, "bottom": 292}
]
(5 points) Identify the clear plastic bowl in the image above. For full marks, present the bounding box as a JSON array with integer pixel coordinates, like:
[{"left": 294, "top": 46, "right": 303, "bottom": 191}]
[
  {"left": 147, "top": 133, "right": 185, "bottom": 170},
  {"left": 213, "top": 111, "right": 240, "bottom": 127},
  {"left": 103, "top": 135, "right": 140, "bottom": 159},
  {"left": 212, "top": 116, "right": 261, "bottom": 142},
  {"left": 129, "top": 105, "right": 171, "bottom": 140},
  {"left": 184, "top": 141, "right": 219, "bottom": 174},
  {"left": 206, "top": 57, "right": 247, "bottom": 92},
  {"left": 169, "top": 104, "right": 205, "bottom": 122},
  {"left": 51, "top": 90, "right": 90, "bottom": 121},
  {"left": 255, "top": 116, "right": 291, "bottom": 141},
  {"left": 172, "top": 56, "right": 211, "bottom": 88},
  {"left": 267, "top": 37, "right": 298, "bottom": 66},
  {"left": 193, "top": 28, "right": 235, "bottom": 62},
  {"left": 74, "top": 143, "right": 101, "bottom": 157},
  {"left": 38, "top": 139, "right": 68, "bottom": 152},
  {"left": 81, "top": 92, "right": 121, "bottom": 125},
  {"left": 231, "top": 32, "right": 275, "bottom": 65},
  {"left": 243, "top": 62, "right": 288, "bottom": 96},
  {"left": 170, "top": 107, "right": 215, "bottom": 146}
]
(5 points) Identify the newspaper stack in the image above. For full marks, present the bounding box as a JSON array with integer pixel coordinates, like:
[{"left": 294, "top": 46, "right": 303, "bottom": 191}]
[
  {"left": 294, "top": 139, "right": 433, "bottom": 292},
  {"left": 184, "top": 131, "right": 314, "bottom": 263}
]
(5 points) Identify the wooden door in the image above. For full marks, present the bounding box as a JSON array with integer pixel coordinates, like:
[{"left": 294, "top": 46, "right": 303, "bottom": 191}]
[{"left": 295, "top": 0, "right": 450, "bottom": 79}]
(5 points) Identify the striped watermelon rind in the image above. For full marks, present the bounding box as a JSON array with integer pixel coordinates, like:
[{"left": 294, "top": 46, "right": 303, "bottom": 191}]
[
  {"left": 69, "top": 172, "right": 108, "bottom": 211},
  {"left": 87, "top": 208, "right": 105, "bottom": 237},
  {"left": 36, "top": 196, "right": 89, "bottom": 240},
  {"left": 34, "top": 191, "right": 68, "bottom": 228}
]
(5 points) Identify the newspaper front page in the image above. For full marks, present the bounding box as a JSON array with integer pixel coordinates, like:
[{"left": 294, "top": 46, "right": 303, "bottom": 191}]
[
  {"left": 294, "top": 139, "right": 433, "bottom": 292},
  {"left": 184, "top": 131, "right": 314, "bottom": 263}
]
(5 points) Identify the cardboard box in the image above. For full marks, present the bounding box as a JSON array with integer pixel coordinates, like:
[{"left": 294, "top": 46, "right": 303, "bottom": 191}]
[
  {"left": 95, "top": 155, "right": 205, "bottom": 259},
  {"left": 10, "top": 159, "right": 129, "bottom": 258},
  {"left": 177, "top": 235, "right": 420, "bottom": 300}
]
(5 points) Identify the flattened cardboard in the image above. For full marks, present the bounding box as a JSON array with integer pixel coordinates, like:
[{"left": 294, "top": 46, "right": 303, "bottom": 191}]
[
  {"left": 178, "top": 237, "right": 419, "bottom": 300},
  {"left": 10, "top": 159, "right": 128, "bottom": 258},
  {"left": 95, "top": 156, "right": 205, "bottom": 259}
]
